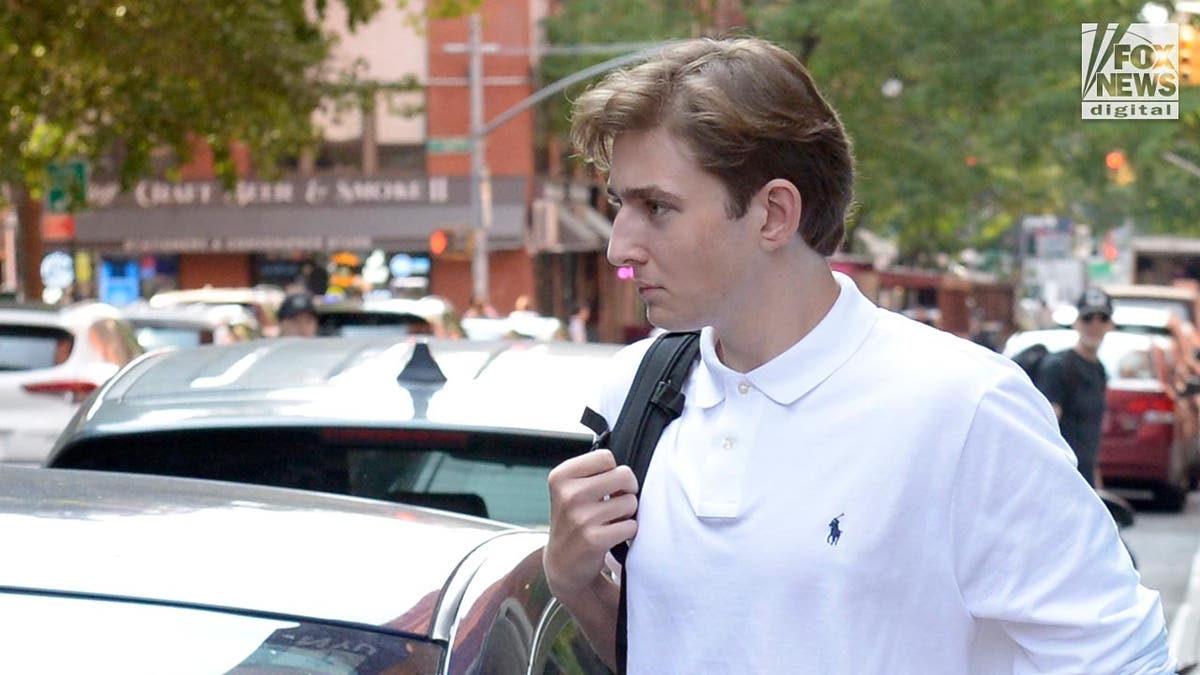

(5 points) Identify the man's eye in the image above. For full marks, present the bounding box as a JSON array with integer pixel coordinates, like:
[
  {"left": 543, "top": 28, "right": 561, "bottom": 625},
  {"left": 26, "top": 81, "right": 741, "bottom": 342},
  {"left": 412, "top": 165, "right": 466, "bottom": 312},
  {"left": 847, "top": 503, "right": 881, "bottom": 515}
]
[{"left": 648, "top": 201, "right": 670, "bottom": 216}]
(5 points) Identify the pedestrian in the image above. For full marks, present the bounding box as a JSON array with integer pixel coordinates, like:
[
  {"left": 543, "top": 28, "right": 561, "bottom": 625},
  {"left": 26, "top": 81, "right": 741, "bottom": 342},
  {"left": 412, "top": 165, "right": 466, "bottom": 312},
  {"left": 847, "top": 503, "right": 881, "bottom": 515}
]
[
  {"left": 568, "top": 303, "right": 591, "bottom": 343},
  {"left": 277, "top": 293, "right": 319, "bottom": 338},
  {"left": 1033, "top": 287, "right": 1115, "bottom": 489},
  {"left": 510, "top": 294, "right": 538, "bottom": 318},
  {"left": 543, "top": 36, "right": 1171, "bottom": 673},
  {"left": 463, "top": 294, "right": 499, "bottom": 319}
]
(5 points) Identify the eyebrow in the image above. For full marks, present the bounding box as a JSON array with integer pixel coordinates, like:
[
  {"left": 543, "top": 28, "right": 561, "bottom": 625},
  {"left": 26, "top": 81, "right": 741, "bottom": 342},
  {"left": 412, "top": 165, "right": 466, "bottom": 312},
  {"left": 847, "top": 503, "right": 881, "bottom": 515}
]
[{"left": 605, "top": 185, "right": 679, "bottom": 203}]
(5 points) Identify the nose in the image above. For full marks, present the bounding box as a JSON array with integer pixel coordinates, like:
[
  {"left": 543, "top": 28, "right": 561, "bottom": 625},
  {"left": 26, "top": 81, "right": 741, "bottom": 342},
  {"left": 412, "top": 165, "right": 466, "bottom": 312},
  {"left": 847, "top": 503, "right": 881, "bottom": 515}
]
[{"left": 607, "top": 208, "right": 646, "bottom": 269}]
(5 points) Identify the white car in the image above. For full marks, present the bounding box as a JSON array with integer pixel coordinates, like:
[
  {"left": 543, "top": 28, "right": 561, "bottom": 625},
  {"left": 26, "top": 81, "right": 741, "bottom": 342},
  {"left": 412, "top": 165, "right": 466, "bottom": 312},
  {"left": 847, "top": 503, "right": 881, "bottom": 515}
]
[
  {"left": 149, "top": 285, "right": 286, "bottom": 336},
  {"left": 0, "top": 302, "right": 143, "bottom": 466}
]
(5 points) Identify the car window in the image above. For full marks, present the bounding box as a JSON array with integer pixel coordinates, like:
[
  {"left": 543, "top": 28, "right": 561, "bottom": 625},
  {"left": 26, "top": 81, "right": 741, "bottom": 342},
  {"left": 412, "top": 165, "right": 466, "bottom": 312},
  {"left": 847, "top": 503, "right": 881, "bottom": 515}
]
[
  {"left": 135, "top": 325, "right": 212, "bottom": 350},
  {"left": 0, "top": 325, "right": 73, "bottom": 370},
  {"left": 0, "top": 591, "right": 443, "bottom": 673},
  {"left": 318, "top": 311, "right": 433, "bottom": 337},
  {"left": 532, "top": 603, "right": 613, "bottom": 675},
  {"left": 51, "top": 428, "right": 587, "bottom": 526},
  {"left": 350, "top": 449, "right": 555, "bottom": 525}
]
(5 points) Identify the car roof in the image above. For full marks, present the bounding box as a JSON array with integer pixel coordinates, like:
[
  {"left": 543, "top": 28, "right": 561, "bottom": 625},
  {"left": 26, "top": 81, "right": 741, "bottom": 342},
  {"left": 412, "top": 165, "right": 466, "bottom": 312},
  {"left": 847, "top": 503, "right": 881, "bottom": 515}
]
[
  {"left": 1101, "top": 283, "right": 1198, "bottom": 300},
  {"left": 121, "top": 302, "right": 258, "bottom": 327},
  {"left": 58, "top": 336, "right": 623, "bottom": 444},
  {"left": 0, "top": 466, "right": 535, "bottom": 636},
  {"left": 0, "top": 301, "right": 125, "bottom": 329},
  {"left": 149, "top": 286, "right": 285, "bottom": 310}
]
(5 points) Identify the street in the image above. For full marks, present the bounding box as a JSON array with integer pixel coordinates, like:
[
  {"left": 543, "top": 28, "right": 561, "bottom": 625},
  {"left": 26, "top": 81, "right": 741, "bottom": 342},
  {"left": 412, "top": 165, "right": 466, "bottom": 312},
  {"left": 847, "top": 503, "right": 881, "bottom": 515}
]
[{"left": 1122, "top": 492, "right": 1200, "bottom": 626}]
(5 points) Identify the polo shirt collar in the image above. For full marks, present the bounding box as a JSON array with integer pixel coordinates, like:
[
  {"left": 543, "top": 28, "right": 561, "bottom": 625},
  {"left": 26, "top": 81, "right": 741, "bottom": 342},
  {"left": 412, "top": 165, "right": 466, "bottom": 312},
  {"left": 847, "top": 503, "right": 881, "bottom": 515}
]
[{"left": 690, "top": 271, "right": 879, "bottom": 407}]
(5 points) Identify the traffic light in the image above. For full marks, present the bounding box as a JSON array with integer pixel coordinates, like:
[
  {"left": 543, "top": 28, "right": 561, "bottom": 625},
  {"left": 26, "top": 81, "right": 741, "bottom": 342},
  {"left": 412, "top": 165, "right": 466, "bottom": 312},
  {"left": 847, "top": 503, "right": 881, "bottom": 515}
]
[
  {"left": 1105, "top": 150, "right": 1135, "bottom": 185},
  {"left": 429, "top": 228, "right": 471, "bottom": 258},
  {"left": 1182, "top": 24, "right": 1197, "bottom": 87}
]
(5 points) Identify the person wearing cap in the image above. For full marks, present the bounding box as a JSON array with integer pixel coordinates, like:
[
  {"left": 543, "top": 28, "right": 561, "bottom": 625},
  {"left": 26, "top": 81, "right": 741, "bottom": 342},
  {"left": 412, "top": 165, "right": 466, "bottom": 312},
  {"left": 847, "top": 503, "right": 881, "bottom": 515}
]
[
  {"left": 278, "top": 293, "right": 319, "bottom": 338},
  {"left": 1033, "top": 287, "right": 1114, "bottom": 488}
]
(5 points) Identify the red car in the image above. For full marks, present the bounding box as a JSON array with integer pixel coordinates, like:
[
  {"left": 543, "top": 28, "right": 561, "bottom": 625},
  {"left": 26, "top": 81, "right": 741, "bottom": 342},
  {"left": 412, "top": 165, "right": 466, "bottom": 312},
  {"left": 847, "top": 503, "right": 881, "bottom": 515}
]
[{"left": 1005, "top": 327, "right": 1200, "bottom": 511}]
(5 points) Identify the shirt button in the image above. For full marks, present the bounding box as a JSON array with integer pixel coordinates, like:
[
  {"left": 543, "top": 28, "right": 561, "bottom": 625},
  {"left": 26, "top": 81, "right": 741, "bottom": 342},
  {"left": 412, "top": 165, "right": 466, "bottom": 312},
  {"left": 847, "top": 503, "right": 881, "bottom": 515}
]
[
  {"left": 722, "top": 438, "right": 735, "bottom": 450},
  {"left": 737, "top": 382, "right": 750, "bottom": 395}
]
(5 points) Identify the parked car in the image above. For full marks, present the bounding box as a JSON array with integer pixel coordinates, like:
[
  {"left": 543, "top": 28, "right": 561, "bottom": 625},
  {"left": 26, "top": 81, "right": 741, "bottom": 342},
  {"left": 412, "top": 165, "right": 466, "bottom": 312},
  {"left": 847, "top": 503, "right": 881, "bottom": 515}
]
[
  {"left": 0, "top": 302, "right": 143, "bottom": 466},
  {"left": 46, "top": 336, "right": 624, "bottom": 526},
  {"left": 121, "top": 301, "right": 262, "bottom": 350},
  {"left": 1003, "top": 328, "right": 1200, "bottom": 510},
  {"left": 0, "top": 465, "right": 610, "bottom": 674},
  {"left": 1102, "top": 283, "right": 1199, "bottom": 325},
  {"left": 149, "top": 285, "right": 286, "bottom": 336},
  {"left": 462, "top": 315, "right": 566, "bottom": 341},
  {"left": 316, "top": 296, "right": 459, "bottom": 338}
]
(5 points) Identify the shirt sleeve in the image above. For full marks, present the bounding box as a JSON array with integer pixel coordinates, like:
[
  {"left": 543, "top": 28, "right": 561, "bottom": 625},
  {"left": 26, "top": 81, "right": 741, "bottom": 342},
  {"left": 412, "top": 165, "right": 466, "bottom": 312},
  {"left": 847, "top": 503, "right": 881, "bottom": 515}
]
[{"left": 950, "top": 370, "right": 1173, "bottom": 674}]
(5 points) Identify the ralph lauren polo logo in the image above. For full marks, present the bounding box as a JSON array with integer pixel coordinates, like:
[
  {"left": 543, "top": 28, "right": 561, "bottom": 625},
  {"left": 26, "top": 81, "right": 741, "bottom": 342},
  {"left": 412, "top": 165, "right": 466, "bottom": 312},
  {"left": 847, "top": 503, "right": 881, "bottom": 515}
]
[{"left": 827, "top": 513, "right": 844, "bottom": 546}]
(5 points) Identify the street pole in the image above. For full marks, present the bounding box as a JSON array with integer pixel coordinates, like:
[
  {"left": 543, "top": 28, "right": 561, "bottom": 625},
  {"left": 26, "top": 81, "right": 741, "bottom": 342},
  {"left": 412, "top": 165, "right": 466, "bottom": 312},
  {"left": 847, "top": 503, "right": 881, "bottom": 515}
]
[
  {"left": 468, "top": 13, "right": 490, "bottom": 305},
  {"left": 457, "top": 28, "right": 676, "bottom": 303}
]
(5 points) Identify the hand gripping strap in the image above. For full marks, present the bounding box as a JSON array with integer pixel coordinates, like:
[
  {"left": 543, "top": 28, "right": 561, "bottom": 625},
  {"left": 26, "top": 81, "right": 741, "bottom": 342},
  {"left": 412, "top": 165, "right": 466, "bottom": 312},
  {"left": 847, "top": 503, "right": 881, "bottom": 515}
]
[{"left": 605, "top": 331, "right": 699, "bottom": 675}]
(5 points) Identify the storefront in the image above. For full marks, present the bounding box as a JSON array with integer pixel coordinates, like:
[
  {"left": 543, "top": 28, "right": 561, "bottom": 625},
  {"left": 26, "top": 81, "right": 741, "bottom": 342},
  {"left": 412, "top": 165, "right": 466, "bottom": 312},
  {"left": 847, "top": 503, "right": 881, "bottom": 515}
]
[{"left": 70, "top": 173, "right": 530, "bottom": 305}]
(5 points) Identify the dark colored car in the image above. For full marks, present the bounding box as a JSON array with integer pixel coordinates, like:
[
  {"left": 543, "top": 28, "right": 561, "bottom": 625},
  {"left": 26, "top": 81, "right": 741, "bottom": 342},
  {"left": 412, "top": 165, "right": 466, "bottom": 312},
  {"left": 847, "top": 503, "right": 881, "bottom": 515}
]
[
  {"left": 46, "top": 336, "right": 623, "bottom": 526},
  {"left": 316, "top": 297, "right": 456, "bottom": 338},
  {"left": 0, "top": 465, "right": 610, "bottom": 673},
  {"left": 1004, "top": 328, "right": 1200, "bottom": 510}
]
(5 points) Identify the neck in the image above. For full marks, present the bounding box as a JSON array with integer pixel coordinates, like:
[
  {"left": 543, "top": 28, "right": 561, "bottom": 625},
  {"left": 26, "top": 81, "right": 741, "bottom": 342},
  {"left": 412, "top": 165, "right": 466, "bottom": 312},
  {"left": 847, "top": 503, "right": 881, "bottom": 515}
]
[
  {"left": 712, "top": 257, "right": 840, "bottom": 373},
  {"left": 1074, "top": 343, "right": 1100, "bottom": 362}
]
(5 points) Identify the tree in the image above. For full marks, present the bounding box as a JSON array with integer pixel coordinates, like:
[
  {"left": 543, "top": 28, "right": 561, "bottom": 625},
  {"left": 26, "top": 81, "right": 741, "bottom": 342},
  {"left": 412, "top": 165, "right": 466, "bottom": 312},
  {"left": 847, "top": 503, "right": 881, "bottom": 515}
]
[
  {"left": 0, "top": 0, "right": 475, "bottom": 300},
  {"left": 540, "top": 0, "right": 1200, "bottom": 267}
]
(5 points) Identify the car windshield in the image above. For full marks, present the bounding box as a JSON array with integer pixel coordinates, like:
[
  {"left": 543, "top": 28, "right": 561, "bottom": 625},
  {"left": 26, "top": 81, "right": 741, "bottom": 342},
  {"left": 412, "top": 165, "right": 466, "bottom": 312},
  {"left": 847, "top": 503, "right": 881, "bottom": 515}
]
[
  {"left": 318, "top": 312, "right": 433, "bottom": 338},
  {"left": 51, "top": 427, "right": 586, "bottom": 527},
  {"left": 1, "top": 591, "right": 442, "bottom": 674},
  {"left": 0, "top": 325, "right": 72, "bottom": 371}
]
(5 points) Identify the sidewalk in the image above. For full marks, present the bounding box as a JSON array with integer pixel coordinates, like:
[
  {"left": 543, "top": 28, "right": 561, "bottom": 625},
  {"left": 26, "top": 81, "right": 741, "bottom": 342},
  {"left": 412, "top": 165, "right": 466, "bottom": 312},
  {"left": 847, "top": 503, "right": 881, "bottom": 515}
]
[{"left": 1169, "top": 545, "right": 1200, "bottom": 667}]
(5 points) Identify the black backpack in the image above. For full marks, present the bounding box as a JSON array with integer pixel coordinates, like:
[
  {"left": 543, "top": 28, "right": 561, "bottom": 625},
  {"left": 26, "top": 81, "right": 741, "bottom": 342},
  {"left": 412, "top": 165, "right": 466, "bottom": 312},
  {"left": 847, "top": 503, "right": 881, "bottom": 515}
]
[
  {"left": 578, "top": 330, "right": 701, "bottom": 675},
  {"left": 1012, "top": 343, "right": 1050, "bottom": 382}
]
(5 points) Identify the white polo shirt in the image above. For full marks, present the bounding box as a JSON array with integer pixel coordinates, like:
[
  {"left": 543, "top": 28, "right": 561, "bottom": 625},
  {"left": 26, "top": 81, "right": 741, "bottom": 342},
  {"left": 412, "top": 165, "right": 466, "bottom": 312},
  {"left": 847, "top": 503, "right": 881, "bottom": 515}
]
[{"left": 592, "top": 272, "right": 1171, "bottom": 674}]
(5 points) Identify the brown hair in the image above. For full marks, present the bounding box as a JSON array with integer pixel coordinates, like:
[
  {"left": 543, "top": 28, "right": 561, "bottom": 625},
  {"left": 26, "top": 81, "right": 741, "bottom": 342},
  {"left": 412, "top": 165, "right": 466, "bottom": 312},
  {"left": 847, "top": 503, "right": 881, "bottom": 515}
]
[{"left": 571, "top": 37, "right": 854, "bottom": 256}]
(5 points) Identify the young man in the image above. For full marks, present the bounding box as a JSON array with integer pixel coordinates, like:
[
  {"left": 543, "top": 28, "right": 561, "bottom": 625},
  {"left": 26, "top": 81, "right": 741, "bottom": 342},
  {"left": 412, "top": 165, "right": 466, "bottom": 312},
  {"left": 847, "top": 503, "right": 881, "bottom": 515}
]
[
  {"left": 543, "top": 37, "right": 1171, "bottom": 672},
  {"left": 1034, "top": 287, "right": 1115, "bottom": 489}
]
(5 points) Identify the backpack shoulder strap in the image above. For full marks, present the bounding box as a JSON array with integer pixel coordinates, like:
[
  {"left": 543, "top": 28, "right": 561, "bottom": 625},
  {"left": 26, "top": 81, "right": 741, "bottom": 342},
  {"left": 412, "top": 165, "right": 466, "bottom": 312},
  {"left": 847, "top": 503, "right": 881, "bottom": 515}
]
[
  {"left": 609, "top": 331, "right": 701, "bottom": 485},
  {"left": 578, "top": 330, "right": 699, "bottom": 675}
]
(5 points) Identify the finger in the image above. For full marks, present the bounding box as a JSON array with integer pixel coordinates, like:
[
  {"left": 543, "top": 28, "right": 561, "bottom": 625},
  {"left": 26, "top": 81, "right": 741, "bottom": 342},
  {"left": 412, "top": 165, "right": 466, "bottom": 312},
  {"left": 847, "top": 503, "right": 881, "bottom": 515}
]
[
  {"left": 548, "top": 449, "right": 617, "bottom": 484},
  {"left": 596, "top": 492, "right": 638, "bottom": 524},
  {"left": 552, "top": 465, "right": 639, "bottom": 509}
]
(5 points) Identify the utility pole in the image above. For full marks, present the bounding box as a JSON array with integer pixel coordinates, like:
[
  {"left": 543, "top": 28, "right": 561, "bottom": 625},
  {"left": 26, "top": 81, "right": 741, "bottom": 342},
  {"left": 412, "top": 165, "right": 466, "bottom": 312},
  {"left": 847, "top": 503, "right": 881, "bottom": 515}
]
[{"left": 468, "top": 13, "right": 490, "bottom": 304}]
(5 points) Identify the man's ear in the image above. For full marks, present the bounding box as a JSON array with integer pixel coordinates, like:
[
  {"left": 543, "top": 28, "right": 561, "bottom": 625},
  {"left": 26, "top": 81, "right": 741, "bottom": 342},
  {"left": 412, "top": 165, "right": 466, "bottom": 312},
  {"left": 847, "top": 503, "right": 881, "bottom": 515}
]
[{"left": 758, "top": 179, "right": 802, "bottom": 251}]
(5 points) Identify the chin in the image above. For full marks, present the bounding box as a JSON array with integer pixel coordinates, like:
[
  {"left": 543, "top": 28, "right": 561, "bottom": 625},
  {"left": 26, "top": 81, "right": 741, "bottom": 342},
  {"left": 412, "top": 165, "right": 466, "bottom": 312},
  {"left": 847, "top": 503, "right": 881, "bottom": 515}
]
[{"left": 647, "top": 309, "right": 703, "bottom": 333}]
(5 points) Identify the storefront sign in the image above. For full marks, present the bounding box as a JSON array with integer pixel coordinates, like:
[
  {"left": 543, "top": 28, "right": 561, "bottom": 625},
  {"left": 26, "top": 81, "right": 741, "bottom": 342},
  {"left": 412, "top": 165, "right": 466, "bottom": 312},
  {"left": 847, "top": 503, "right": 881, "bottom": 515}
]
[
  {"left": 85, "top": 175, "right": 466, "bottom": 210},
  {"left": 120, "top": 235, "right": 374, "bottom": 253}
]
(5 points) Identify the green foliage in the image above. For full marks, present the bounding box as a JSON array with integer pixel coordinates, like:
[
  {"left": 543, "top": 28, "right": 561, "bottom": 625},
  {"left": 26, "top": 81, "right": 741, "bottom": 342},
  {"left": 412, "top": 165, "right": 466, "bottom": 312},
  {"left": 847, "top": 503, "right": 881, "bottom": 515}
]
[
  {"left": 541, "top": 0, "right": 1200, "bottom": 264},
  {"left": 0, "top": 0, "right": 477, "bottom": 195}
]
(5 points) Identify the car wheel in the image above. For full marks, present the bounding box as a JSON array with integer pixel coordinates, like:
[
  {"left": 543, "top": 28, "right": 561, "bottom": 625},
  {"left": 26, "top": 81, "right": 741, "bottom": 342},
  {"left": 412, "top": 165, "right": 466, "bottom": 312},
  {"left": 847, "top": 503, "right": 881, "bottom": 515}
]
[{"left": 1153, "top": 484, "right": 1188, "bottom": 512}]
